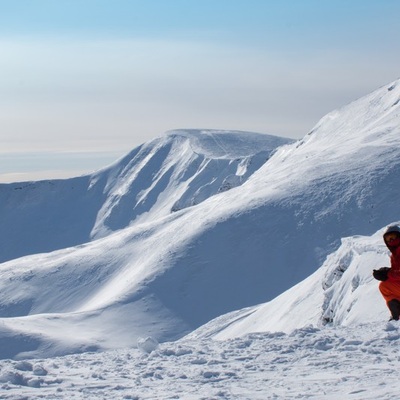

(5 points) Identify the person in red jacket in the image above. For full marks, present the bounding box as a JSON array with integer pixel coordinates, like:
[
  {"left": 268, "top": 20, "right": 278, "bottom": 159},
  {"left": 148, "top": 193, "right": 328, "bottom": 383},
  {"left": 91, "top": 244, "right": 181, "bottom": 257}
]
[{"left": 373, "top": 225, "right": 400, "bottom": 320}]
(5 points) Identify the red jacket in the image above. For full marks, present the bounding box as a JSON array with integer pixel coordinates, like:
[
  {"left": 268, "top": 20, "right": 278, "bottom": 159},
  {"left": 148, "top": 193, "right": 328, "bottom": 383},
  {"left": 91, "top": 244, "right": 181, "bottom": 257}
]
[{"left": 388, "top": 241, "right": 400, "bottom": 280}]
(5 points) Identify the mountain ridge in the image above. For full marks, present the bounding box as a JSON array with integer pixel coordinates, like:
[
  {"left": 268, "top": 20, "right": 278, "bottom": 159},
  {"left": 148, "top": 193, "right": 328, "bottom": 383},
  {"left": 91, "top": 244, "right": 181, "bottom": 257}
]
[
  {"left": 0, "top": 79, "right": 400, "bottom": 359},
  {"left": 0, "top": 129, "right": 290, "bottom": 262}
]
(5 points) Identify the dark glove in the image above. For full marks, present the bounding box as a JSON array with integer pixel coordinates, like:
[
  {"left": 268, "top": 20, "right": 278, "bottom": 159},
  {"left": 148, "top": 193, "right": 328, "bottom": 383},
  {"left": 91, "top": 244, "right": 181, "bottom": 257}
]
[{"left": 373, "top": 267, "right": 390, "bottom": 281}]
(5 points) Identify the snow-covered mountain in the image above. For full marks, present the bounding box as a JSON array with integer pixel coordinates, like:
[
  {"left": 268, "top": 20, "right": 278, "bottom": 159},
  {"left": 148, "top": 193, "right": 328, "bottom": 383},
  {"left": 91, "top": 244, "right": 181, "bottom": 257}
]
[
  {"left": 1, "top": 79, "right": 400, "bottom": 360},
  {"left": 0, "top": 129, "right": 290, "bottom": 264}
]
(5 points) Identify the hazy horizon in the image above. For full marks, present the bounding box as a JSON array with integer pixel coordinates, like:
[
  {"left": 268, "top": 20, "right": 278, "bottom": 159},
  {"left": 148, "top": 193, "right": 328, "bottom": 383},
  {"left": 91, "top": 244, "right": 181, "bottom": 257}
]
[{"left": 1, "top": 0, "right": 399, "bottom": 182}]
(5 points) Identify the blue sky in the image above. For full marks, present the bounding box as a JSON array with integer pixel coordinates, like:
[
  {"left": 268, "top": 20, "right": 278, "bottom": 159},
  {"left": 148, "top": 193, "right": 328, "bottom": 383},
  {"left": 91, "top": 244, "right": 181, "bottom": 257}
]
[{"left": 1, "top": 0, "right": 399, "bottom": 182}]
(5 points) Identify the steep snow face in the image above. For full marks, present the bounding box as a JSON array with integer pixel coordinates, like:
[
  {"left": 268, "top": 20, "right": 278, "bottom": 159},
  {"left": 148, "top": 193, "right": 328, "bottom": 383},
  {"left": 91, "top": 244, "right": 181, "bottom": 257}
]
[
  {"left": 1, "top": 80, "right": 400, "bottom": 359},
  {"left": 90, "top": 129, "right": 292, "bottom": 238},
  {"left": 0, "top": 129, "right": 290, "bottom": 262},
  {"left": 243, "top": 79, "right": 400, "bottom": 210}
]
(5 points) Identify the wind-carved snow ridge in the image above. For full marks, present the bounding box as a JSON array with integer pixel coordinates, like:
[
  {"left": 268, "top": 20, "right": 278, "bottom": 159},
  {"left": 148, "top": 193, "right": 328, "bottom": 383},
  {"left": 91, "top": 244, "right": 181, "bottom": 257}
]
[
  {"left": 321, "top": 240, "right": 364, "bottom": 324},
  {"left": 321, "top": 239, "right": 359, "bottom": 324},
  {"left": 90, "top": 129, "right": 293, "bottom": 238},
  {"left": 320, "top": 227, "right": 397, "bottom": 327}
]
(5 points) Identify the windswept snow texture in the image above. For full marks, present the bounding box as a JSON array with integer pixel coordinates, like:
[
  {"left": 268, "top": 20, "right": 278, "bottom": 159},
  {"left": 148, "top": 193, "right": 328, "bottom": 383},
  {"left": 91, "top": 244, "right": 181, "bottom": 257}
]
[
  {"left": 1, "top": 79, "right": 400, "bottom": 361},
  {"left": 0, "top": 129, "right": 290, "bottom": 263}
]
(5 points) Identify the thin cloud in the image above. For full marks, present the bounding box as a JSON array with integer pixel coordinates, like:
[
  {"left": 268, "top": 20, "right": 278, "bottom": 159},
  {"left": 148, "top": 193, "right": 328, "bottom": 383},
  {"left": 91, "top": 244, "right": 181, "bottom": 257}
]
[{"left": 1, "top": 34, "right": 399, "bottom": 182}]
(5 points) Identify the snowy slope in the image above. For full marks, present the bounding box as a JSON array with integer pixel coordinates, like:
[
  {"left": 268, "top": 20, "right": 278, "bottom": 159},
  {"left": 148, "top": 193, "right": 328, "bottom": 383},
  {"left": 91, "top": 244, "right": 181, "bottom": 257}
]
[
  {"left": 187, "top": 224, "right": 395, "bottom": 340},
  {"left": 0, "top": 129, "right": 290, "bottom": 263},
  {"left": 1, "top": 80, "right": 400, "bottom": 360},
  {"left": 89, "top": 129, "right": 291, "bottom": 238}
]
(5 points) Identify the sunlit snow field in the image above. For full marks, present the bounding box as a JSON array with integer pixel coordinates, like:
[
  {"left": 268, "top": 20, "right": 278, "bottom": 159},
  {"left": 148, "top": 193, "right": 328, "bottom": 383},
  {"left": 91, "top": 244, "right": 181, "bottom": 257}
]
[{"left": 1, "top": 80, "right": 400, "bottom": 398}]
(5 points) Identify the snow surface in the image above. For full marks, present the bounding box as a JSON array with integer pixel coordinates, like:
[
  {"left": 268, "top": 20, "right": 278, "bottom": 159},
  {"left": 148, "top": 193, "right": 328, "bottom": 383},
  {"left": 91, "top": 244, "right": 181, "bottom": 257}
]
[
  {"left": 1, "top": 323, "right": 400, "bottom": 399},
  {"left": 187, "top": 226, "right": 395, "bottom": 340},
  {"left": 1, "top": 80, "right": 400, "bottom": 397}
]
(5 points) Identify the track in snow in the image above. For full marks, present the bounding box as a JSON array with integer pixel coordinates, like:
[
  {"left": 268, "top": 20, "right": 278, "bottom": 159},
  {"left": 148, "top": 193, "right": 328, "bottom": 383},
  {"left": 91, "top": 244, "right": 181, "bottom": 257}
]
[{"left": 0, "top": 322, "right": 399, "bottom": 399}]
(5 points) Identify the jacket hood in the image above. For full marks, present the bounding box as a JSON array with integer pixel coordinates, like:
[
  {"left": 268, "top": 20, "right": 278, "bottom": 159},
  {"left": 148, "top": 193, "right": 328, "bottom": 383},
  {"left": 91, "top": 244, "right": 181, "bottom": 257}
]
[
  {"left": 384, "top": 225, "right": 400, "bottom": 236},
  {"left": 383, "top": 225, "right": 400, "bottom": 252}
]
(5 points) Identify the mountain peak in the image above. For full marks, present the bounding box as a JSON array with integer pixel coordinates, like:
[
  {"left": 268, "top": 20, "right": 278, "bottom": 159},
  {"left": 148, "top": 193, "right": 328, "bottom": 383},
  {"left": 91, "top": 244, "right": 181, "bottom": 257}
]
[
  {"left": 304, "top": 78, "right": 400, "bottom": 143},
  {"left": 164, "top": 129, "right": 293, "bottom": 159},
  {"left": 90, "top": 129, "right": 293, "bottom": 237}
]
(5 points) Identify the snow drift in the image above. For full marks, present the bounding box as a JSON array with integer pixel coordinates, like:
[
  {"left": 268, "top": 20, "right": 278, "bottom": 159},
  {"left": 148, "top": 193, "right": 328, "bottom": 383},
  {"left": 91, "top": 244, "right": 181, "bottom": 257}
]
[{"left": 1, "top": 79, "right": 400, "bottom": 359}]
